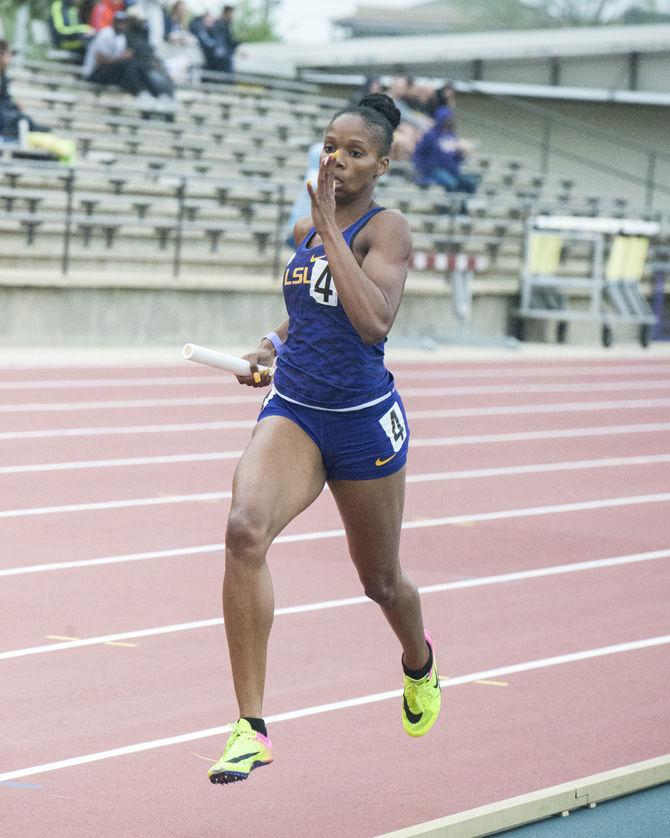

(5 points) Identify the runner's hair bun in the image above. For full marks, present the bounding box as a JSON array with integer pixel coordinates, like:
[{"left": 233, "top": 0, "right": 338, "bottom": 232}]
[{"left": 357, "top": 93, "right": 401, "bottom": 130}]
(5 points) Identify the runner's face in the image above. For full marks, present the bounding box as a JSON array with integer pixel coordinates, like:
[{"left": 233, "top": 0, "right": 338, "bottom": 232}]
[{"left": 322, "top": 114, "right": 389, "bottom": 201}]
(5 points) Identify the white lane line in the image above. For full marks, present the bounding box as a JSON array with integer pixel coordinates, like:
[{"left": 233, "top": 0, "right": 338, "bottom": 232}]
[
  {"left": 0, "top": 492, "right": 232, "bottom": 519},
  {"left": 2, "top": 449, "right": 669, "bottom": 480},
  {"left": 0, "top": 376, "right": 229, "bottom": 391},
  {"left": 1, "top": 634, "right": 667, "bottom": 782},
  {"left": 2, "top": 493, "right": 670, "bottom": 576},
  {"left": 399, "top": 364, "right": 670, "bottom": 381},
  {"left": 0, "top": 451, "right": 245, "bottom": 475},
  {"left": 0, "top": 420, "right": 255, "bottom": 442},
  {"left": 2, "top": 380, "right": 670, "bottom": 413},
  {"left": 2, "top": 548, "right": 668, "bottom": 659},
  {"left": 404, "top": 454, "right": 670, "bottom": 483},
  {"left": 1, "top": 405, "right": 668, "bottom": 443},
  {"left": 0, "top": 544, "right": 226, "bottom": 577},
  {"left": 412, "top": 422, "right": 670, "bottom": 447},
  {"left": 401, "top": 380, "right": 670, "bottom": 397},
  {"left": 0, "top": 395, "right": 260, "bottom": 413},
  {"left": 1, "top": 364, "right": 669, "bottom": 389},
  {"left": 2, "top": 453, "right": 670, "bottom": 515},
  {"left": 409, "top": 398, "right": 670, "bottom": 419}
]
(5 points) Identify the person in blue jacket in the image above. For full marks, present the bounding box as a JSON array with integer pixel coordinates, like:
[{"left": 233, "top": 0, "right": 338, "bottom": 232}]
[{"left": 412, "top": 106, "right": 478, "bottom": 194}]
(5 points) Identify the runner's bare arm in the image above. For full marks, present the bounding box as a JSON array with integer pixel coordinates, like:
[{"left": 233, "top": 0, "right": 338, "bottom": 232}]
[
  {"left": 307, "top": 153, "right": 411, "bottom": 344},
  {"left": 320, "top": 211, "right": 411, "bottom": 344}
]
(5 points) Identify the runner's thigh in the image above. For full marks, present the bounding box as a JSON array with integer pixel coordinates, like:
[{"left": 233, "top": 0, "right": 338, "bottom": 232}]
[
  {"left": 229, "top": 415, "right": 327, "bottom": 547},
  {"left": 328, "top": 467, "right": 406, "bottom": 577}
]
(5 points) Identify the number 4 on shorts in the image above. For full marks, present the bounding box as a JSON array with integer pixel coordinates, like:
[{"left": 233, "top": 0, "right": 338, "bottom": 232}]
[{"left": 379, "top": 401, "right": 407, "bottom": 453}]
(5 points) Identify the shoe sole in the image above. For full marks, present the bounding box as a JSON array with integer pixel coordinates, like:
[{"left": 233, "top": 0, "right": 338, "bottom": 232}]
[{"left": 209, "top": 759, "right": 272, "bottom": 785}]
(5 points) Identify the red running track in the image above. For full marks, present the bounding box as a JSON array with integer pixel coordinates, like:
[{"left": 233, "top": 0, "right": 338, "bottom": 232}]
[{"left": 1, "top": 354, "right": 669, "bottom": 837}]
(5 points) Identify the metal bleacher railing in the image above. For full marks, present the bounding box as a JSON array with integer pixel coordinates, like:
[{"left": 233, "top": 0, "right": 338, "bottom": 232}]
[{"left": 0, "top": 157, "right": 292, "bottom": 279}]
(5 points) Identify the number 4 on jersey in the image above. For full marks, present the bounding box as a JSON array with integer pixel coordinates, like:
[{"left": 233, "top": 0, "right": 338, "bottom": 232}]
[{"left": 310, "top": 259, "right": 338, "bottom": 307}]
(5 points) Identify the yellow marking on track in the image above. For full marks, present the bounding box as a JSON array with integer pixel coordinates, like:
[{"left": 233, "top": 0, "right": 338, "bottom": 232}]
[
  {"left": 475, "top": 679, "right": 509, "bottom": 687},
  {"left": 104, "top": 641, "right": 137, "bottom": 648},
  {"left": 193, "top": 752, "right": 217, "bottom": 763},
  {"left": 46, "top": 634, "right": 80, "bottom": 641}
]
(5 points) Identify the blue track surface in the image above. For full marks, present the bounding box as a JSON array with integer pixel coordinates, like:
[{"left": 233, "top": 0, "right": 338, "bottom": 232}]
[{"left": 500, "top": 783, "right": 670, "bottom": 837}]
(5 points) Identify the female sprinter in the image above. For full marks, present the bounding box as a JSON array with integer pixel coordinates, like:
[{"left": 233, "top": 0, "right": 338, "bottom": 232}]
[{"left": 208, "top": 93, "right": 441, "bottom": 785}]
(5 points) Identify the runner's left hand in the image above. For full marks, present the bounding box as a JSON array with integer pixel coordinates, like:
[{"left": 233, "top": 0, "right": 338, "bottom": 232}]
[{"left": 306, "top": 152, "right": 337, "bottom": 234}]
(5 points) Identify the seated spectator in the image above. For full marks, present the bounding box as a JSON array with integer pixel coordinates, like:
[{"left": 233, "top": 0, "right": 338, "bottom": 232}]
[
  {"left": 164, "top": 0, "right": 195, "bottom": 46},
  {"left": 412, "top": 106, "right": 478, "bottom": 194},
  {"left": 127, "top": 0, "right": 165, "bottom": 48},
  {"left": 0, "top": 40, "right": 76, "bottom": 162},
  {"left": 350, "top": 75, "right": 382, "bottom": 106},
  {"left": 82, "top": 10, "right": 165, "bottom": 99},
  {"left": 433, "top": 81, "right": 456, "bottom": 114},
  {"left": 190, "top": 4, "right": 239, "bottom": 74},
  {"left": 285, "top": 140, "right": 322, "bottom": 248},
  {"left": 160, "top": 0, "right": 199, "bottom": 84},
  {"left": 387, "top": 76, "right": 431, "bottom": 161},
  {"left": 125, "top": 6, "right": 174, "bottom": 97},
  {"left": 0, "top": 40, "right": 50, "bottom": 137},
  {"left": 404, "top": 77, "right": 438, "bottom": 117},
  {"left": 90, "top": 0, "right": 126, "bottom": 31},
  {"left": 49, "top": 0, "right": 94, "bottom": 62}
]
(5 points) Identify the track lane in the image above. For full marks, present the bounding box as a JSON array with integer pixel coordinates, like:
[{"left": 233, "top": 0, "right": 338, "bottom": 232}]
[
  {"left": 3, "top": 380, "right": 670, "bottom": 434},
  {"left": 2, "top": 464, "right": 670, "bottom": 570},
  {"left": 1, "top": 558, "right": 668, "bottom": 768},
  {"left": 1, "top": 499, "right": 670, "bottom": 644},
  {"left": 1, "top": 434, "right": 669, "bottom": 507},
  {"left": 1, "top": 646, "right": 667, "bottom": 837},
  {"left": 1, "top": 356, "right": 669, "bottom": 837}
]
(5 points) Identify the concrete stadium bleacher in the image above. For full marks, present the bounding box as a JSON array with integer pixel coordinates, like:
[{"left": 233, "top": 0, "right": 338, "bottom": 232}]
[{"left": 0, "top": 58, "right": 668, "bottom": 346}]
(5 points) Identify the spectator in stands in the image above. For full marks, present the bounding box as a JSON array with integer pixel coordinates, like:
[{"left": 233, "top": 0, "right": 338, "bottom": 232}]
[
  {"left": 164, "top": 0, "right": 194, "bottom": 45},
  {"left": 83, "top": 10, "right": 164, "bottom": 98},
  {"left": 284, "top": 140, "right": 322, "bottom": 248},
  {"left": 214, "top": 4, "right": 240, "bottom": 69},
  {"left": 125, "top": 6, "right": 174, "bottom": 98},
  {"left": 190, "top": 4, "right": 240, "bottom": 74},
  {"left": 49, "top": 0, "right": 94, "bottom": 62},
  {"left": 404, "top": 77, "right": 437, "bottom": 117},
  {"left": 127, "top": 0, "right": 165, "bottom": 48},
  {"left": 90, "top": 0, "right": 126, "bottom": 31},
  {"left": 387, "top": 75, "right": 431, "bottom": 161},
  {"left": 412, "top": 106, "right": 478, "bottom": 194},
  {"left": 0, "top": 40, "right": 50, "bottom": 138},
  {"left": 160, "top": 0, "right": 198, "bottom": 84},
  {"left": 433, "top": 81, "right": 456, "bottom": 114},
  {"left": 350, "top": 75, "right": 382, "bottom": 106},
  {"left": 0, "top": 40, "right": 75, "bottom": 161}
]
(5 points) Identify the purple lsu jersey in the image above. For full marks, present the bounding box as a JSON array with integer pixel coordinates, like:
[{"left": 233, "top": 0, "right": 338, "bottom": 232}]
[{"left": 272, "top": 206, "right": 394, "bottom": 411}]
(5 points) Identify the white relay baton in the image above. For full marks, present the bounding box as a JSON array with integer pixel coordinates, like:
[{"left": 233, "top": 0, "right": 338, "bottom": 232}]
[{"left": 182, "top": 343, "right": 272, "bottom": 376}]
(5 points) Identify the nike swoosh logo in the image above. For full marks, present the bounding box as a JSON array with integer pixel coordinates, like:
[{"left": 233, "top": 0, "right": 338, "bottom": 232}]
[
  {"left": 226, "top": 751, "right": 261, "bottom": 764},
  {"left": 403, "top": 696, "right": 423, "bottom": 725},
  {"left": 310, "top": 253, "right": 326, "bottom": 262},
  {"left": 375, "top": 453, "right": 397, "bottom": 467}
]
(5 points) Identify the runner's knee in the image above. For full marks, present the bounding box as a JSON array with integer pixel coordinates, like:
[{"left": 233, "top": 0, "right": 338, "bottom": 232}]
[
  {"left": 225, "top": 507, "right": 270, "bottom": 563},
  {"left": 361, "top": 571, "right": 401, "bottom": 608}
]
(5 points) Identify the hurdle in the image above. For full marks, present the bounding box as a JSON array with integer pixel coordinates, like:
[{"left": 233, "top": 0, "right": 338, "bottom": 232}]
[{"left": 516, "top": 216, "right": 660, "bottom": 347}]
